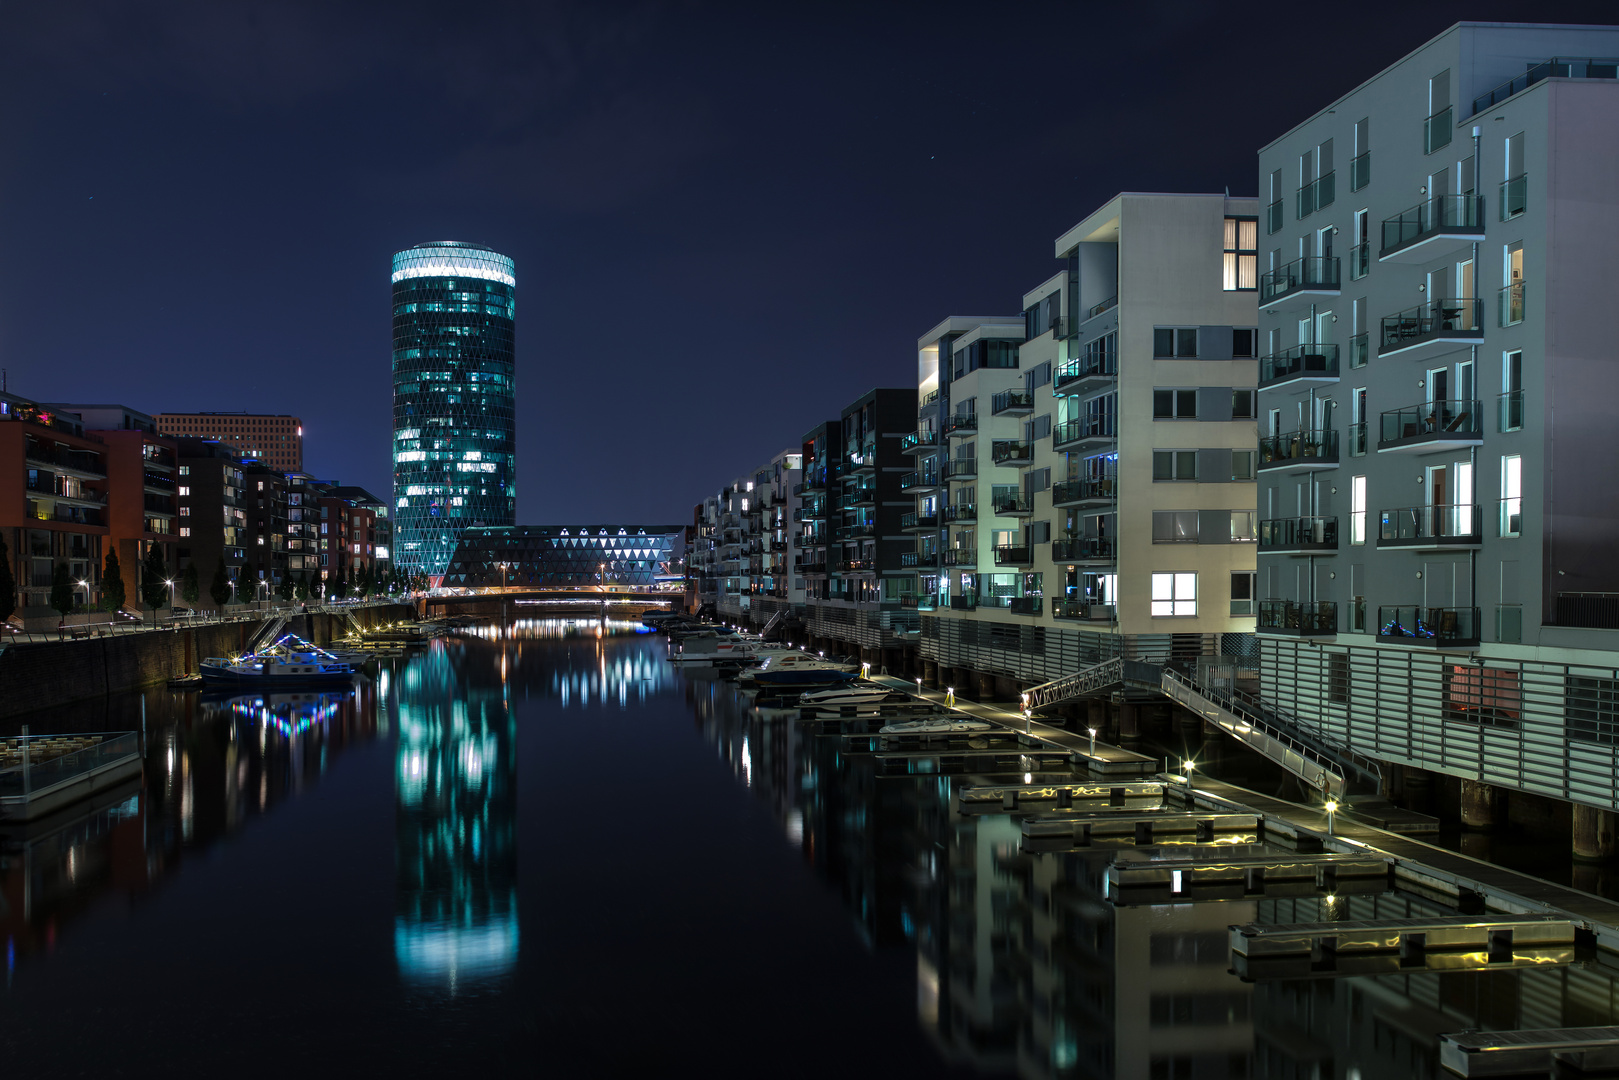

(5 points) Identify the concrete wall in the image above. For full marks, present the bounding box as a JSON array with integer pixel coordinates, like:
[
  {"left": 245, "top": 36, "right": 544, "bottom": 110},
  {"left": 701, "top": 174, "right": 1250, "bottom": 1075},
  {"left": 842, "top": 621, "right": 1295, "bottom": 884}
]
[{"left": 0, "top": 602, "right": 414, "bottom": 719}]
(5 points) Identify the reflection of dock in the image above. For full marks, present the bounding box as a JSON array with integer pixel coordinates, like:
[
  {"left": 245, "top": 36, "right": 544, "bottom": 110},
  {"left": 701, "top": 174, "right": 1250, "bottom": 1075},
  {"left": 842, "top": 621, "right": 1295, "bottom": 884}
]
[
  {"left": 0, "top": 732, "right": 144, "bottom": 822},
  {"left": 1231, "top": 914, "right": 1583, "bottom": 981},
  {"left": 1440, "top": 1026, "right": 1619, "bottom": 1077},
  {"left": 956, "top": 780, "right": 1164, "bottom": 814},
  {"left": 1022, "top": 811, "right": 1261, "bottom": 848},
  {"left": 1106, "top": 852, "right": 1392, "bottom": 903}
]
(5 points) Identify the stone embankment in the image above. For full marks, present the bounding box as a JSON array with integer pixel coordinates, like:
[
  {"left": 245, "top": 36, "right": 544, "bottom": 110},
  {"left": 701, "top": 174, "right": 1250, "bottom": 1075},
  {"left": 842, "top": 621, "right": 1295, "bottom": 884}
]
[{"left": 0, "top": 602, "right": 415, "bottom": 719}]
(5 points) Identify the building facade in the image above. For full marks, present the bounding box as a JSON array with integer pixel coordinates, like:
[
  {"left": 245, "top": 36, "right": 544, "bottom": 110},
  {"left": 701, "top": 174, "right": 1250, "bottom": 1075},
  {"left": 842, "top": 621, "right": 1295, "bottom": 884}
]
[
  {"left": 1255, "top": 22, "right": 1619, "bottom": 817},
  {"left": 174, "top": 438, "right": 248, "bottom": 605},
  {"left": 442, "top": 525, "right": 684, "bottom": 589},
  {"left": 391, "top": 241, "right": 517, "bottom": 581},
  {"left": 155, "top": 412, "right": 302, "bottom": 472}
]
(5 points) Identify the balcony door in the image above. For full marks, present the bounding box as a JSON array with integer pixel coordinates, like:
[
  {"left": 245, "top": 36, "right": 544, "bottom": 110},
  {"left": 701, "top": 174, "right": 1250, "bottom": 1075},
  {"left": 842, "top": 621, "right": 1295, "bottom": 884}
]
[{"left": 1427, "top": 465, "right": 1449, "bottom": 537}]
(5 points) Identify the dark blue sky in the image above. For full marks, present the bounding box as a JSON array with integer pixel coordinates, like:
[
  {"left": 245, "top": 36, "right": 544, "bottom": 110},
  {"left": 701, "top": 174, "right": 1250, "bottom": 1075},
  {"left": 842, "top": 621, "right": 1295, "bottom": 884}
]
[{"left": 2, "top": 1, "right": 1612, "bottom": 520}]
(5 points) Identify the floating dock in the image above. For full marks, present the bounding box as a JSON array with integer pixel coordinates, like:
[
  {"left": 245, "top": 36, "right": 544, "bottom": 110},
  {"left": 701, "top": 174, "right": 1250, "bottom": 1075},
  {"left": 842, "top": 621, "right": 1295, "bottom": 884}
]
[{"left": 0, "top": 731, "right": 144, "bottom": 823}]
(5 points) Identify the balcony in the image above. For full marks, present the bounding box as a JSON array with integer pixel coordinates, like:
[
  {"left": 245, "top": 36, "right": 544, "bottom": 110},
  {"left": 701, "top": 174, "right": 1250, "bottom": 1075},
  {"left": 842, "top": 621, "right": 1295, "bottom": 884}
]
[
  {"left": 950, "top": 594, "right": 978, "bottom": 611},
  {"left": 899, "top": 471, "right": 939, "bottom": 493},
  {"left": 1054, "top": 352, "right": 1116, "bottom": 394},
  {"left": 1500, "top": 174, "right": 1527, "bottom": 219},
  {"left": 902, "top": 551, "right": 939, "bottom": 569},
  {"left": 1266, "top": 199, "right": 1283, "bottom": 235},
  {"left": 991, "top": 391, "right": 1034, "bottom": 416},
  {"left": 836, "top": 559, "right": 875, "bottom": 574},
  {"left": 1258, "top": 516, "right": 1338, "bottom": 554},
  {"left": 1258, "top": 429, "right": 1338, "bottom": 472},
  {"left": 1474, "top": 57, "right": 1619, "bottom": 114},
  {"left": 1295, "top": 172, "right": 1335, "bottom": 218},
  {"left": 848, "top": 482, "right": 876, "bottom": 506},
  {"left": 796, "top": 561, "right": 829, "bottom": 576},
  {"left": 991, "top": 494, "right": 1033, "bottom": 517},
  {"left": 1379, "top": 194, "right": 1484, "bottom": 263},
  {"left": 941, "top": 548, "right": 976, "bottom": 568},
  {"left": 1376, "top": 605, "right": 1479, "bottom": 648},
  {"left": 1258, "top": 344, "right": 1340, "bottom": 390},
  {"left": 1376, "top": 504, "right": 1483, "bottom": 548},
  {"left": 1051, "top": 536, "right": 1114, "bottom": 562},
  {"left": 1348, "top": 332, "right": 1369, "bottom": 369},
  {"left": 941, "top": 458, "right": 977, "bottom": 481},
  {"left": 1051, "top": 477, "right": 1115, "bottom": 508},
  {"left": 1377, "top": 298, "right": 1484, "bottom": 359},
  {"left": 1499, "top": 389, "right": 1525, "bottom": 433},
  {"left": 993, "top": 545, "right": 1032, "bottom": 566},
  {"left": 1424, "top": 105, "right": 1453, "bottom": 154},
  {"left": 1257, "top": 600, "right": 1338, "bottom": 636},
  {"left": 1348, "top": 242, "right": 1369, "bottom": 281},
  {"left": 902, "top": 511, "right": 938, "bottom": 532},
  {"left": 1499, "top": 281, "right": 1526, "bottom": 327},
  {"left": 25, "top": 444, "right": 105, "bottom": 477},
  {"left": 1051, "top": 414, "right": 1116, "bottom": 450},
  {"left": 991, "top": 440, "right": 1032, "bottom": 466},
  {"left": 1008, "top": 596, "right": 1043, "bottom": 616},
  {"left": 1377, "top": 400, "right": 1482, "bottom": 453},
  {"left": 943, "top": 414, "right": 978, "bottom": 437},
  {"left": 1350, "top": 151, "right": 1370, "bottom": 192},
  {"left": 943, "top": 504, "right": 976, "bottom": 524},
  {"left": 835, "top": 524, "right": 875, "bottom": 541},
  {"left": 849, "top": 444, "right": 878, "bottom": 473},
  {"left": 901, "top": 430, "right": 939, "bottom": 455},
  {"left": 1053, "top": 600, "right": 1115, "bottom": 622},
  {"left": 793, "top": 504, "right": 825, "bottom": 522}
]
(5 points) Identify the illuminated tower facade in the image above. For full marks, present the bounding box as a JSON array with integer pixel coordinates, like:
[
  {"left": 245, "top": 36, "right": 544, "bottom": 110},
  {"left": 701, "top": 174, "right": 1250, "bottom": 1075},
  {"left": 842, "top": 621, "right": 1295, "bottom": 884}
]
[{"left": 391, "top": 241, "right": 516, "bottom": 580}]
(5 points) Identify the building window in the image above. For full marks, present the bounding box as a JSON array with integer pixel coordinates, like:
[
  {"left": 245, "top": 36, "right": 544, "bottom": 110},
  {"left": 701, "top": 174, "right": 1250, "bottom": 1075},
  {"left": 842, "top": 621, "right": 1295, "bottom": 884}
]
[
  {"left": 1351, "top": 475, "right": 1366, "bottom": 544},
  {"left": 178, "top": 506, "right": 190, "bottom": 517},
  {"left": 1152, "top": 511, "right": 1199, "bottom": 543},
  {"left": 1233, "top": 329, "right": 1257, "bottom": 357},
  {"left": 1444, "top": 665, "right": 1520, "bottom": 728},
  {"left": 1230, "top": 571, "right": 1255, "bottom": 615},
  {"left": 1501, "top": 455, "right": 1522, "bottom": 537},
  {"left": 179, "top": 466, "right": 189, "bottom": 476},
  {"left": 1231, "top": 451, "right": 1256, "bottom": 481},
  {"left": 1232, "top": 389, "right": 1256, "bottom": 419},
  {"left": 179, "top": 527, "right": 190, "bottom": 537},
  {"left": 1153, "top": 328, "right": 1199, "bottom": 358},
  {"left": 1327, "top": 653, "right": 1350, "bottom": 703},
  {"left": 1151, "top": 572, "right": 1196, "bottom": 616},
  {"left": 1153, "top": 389, "right": 1198, "bottom": 419},
  {"left": 177, "top": 486, "right": 189, "bottom": 496},
  {"left": 1230, "top": 511, "right": 1257, "bottom": 541},
  {"left": 1223, "top": 217, "right": 1258, "bottom": 290},
  {"left": 1568, "top": 676, "right": 1619, "bottom": 746},
  {"left": 1152, "top": 450, "right": 1199, "bottom": 481}
]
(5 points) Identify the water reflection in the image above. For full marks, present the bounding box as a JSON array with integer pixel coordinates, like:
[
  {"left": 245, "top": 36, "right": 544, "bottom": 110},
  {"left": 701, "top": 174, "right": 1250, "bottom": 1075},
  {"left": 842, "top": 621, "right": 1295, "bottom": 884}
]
[
  {"left": 392, "top": 638, "right": 517, "bottom": 992},
  {"left": 690, "top": 678, "right": 1619, "bottom": 1078}
]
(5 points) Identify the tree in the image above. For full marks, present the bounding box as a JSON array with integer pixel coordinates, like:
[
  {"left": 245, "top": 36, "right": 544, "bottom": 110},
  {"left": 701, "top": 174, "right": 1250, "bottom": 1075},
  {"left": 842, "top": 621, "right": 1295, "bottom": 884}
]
[
  {"left": 101, "top": 551, "right": 127, "bottom": 613},
  {"left": 356, "top": 562, "right": 373, "bottom": 600},
  {"left": 0, "top": 532, "right": 17, "bottom": 624},
  {"left": 294, "top": 570, "right": 311, "bottom": 603},
  {"left": 139, "top": 543, "right": 169, "bottom": 626},
  {"left": 277, "top": 574, "right": 295, "bottom": 602},
  {"left": 209, "top": 559, "right": 232, "bottom": 610},
  {"left": 50, "top": 562, "right": 75, "bottom": 619},
  {"left": 180, "top": 563, "right": 201, "bottom": 608},
  {"left": 331, "top": 568, "right": 349, "bottom": 600}
]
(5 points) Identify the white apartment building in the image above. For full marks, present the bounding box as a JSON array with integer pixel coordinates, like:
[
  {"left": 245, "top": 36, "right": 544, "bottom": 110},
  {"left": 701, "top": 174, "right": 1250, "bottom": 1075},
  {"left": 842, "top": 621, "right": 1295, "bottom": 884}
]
[
  {"left": 1254, "top": 22, "right": 1619, "bottom": 825},
  {"left": 709, "top": 450, "right": 803, "bottom": 627},
  {"left": 915, "top": 194, "right": 1260, "bottom": 694}
]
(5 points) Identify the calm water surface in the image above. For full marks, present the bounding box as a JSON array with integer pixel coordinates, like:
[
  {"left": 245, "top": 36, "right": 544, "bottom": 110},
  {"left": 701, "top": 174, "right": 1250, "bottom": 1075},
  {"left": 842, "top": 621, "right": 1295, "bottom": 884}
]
[{"left": 3, "top": 620, "right": 1618, "bottom": 1078}]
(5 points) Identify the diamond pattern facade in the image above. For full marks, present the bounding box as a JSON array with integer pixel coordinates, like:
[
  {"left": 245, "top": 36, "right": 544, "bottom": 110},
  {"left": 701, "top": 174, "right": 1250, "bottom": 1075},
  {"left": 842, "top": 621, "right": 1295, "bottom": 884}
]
[
  {"left": 391, "top": 241, "right": 517, "bottom": 579},
  {"left": 443, "top": 525, "right": 685, "bottom": 588}
]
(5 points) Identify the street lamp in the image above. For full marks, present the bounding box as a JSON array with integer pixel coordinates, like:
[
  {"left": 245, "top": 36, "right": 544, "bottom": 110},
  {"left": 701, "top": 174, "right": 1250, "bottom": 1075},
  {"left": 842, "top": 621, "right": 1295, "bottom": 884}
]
[
  {"left": 1088, "top": 727, "right": 1098, "bottom": 755},
  {"left": 77, "top": 579, "right": 89, "bottom": 627},
  {"left": 1325, "top": 798, "right": 1339, "bottom": 836}
]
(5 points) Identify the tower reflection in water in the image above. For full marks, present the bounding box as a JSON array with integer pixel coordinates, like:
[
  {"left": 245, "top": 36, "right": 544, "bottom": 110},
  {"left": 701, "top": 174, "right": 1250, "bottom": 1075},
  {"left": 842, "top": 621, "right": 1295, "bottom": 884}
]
[{"left": 393, "top": 640, "right": 518, "bottom": 991}]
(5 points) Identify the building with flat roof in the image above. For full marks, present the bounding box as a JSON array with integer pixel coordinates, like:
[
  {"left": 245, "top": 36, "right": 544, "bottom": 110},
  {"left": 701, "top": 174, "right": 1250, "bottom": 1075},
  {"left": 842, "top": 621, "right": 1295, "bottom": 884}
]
[
  {"left": 391, "top": 241, "right": 517, "bottom": 580},
  {"left": 442, "top": 525, "right": 684, "bottom": 590},
  {"left": 155, "top": 412, "right": 302, "bottom": 471}
]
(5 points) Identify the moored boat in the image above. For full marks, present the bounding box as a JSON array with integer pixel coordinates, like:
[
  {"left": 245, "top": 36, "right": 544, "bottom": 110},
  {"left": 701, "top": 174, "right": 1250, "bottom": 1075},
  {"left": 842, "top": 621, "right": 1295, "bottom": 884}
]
[
  {"left": 200, "top": 634, "right": 357, "bottom": 687},
  {"left": 798, "top": 682, "right": 897, "bottom": 706},
  {"left": 878, "top": 717, "right": 994, "bottom": 735}
]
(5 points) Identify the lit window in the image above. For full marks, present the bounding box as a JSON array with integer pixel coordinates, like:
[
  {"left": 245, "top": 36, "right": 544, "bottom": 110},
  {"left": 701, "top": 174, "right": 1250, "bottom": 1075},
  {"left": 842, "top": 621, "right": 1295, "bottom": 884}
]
[
  {"left": 1223, "top": 217, "right": 1258, "bottom": 290},
  {"left": 178, "top": 506, "right": 190, "bottom": 517},
  {"left": 178, "top": 486, "right": 190, "bottom": 496},
  {"left": 179, "top": 527, "right": 190, "bottom": 537},
  {"left": 1151, "top": 572, "right": 1197, "bottom": 616},
  {"left": 1501, "top": 456, "right": 1521, "bottom": 536},
  {"left": 1351, "top": 475, "right": 1367, "bottom": 544}
]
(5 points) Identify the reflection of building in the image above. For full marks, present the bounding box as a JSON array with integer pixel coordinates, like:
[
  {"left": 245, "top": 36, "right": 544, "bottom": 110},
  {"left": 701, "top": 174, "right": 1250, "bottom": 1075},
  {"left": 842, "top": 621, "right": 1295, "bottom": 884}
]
[
  {"left": 394, "top": 644, "right": 518, "bottom": 988},
  {"left": 391, "top": 241, "right": 517, "bottom": 580},
  {"left": 442, "top": 525, "right": 685, "bottom": 589}
]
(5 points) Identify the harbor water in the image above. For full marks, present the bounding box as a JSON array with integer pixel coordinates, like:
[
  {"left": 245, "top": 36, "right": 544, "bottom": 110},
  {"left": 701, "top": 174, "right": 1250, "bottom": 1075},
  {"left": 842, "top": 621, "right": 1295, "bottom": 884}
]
[{"left": 2, "top": 619, "right": 1618, "bottom": 1077}]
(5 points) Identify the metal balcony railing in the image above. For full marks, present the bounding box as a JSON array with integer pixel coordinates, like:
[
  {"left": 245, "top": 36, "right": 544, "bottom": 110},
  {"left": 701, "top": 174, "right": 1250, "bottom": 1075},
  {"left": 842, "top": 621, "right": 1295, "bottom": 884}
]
[
  {"left": 1378, "top": 400, "right": 1482, "bottom": 449},
  {"left": 1473, "top": 57, "right": 1619, "bottom": 115},
  {"left": 1257, "top": 517, "right": 1338, "bottom": 552},
  {"left": 1380, "top": 195, "right": 1484, "bottom": 258},
  {"left": 1051, "top": 537, "right": 1114, "bottom": 561},
  {"left": 1376, "top": 605, "right": 1479, "bottom": 646},
  {"left": 992, "top": 545, "right": 1032, "bottom": 565},
  {"left": 1376, "top": 504, "right": 1483, "bottom": 546},
  {"left": 992, "top": 495, "right": 1033, "bottom": 515},
  {"left": 1258, "top": 343, "right": 1339, "bottom": 388},
  {"left": 943, "top": 504, "right": 976, "bottom": 523},
  {"left": 991, "top": 391, "right": 1034, "bottom": 415},
  {"left": 1051, "top": 477, "right": 1115, "bottom": 505},
  {"left": 1378, "top": 298, "right": 1484, "bottom": 354},
  {"left": 1257, "top": 600, "right": 1338, "bottom": 635},
  {"left": 1258, "top": 429, "right": 1338, "bottom": 469},
  {"left": 991, "top": 440, "right": 1032, "bottom": 465}
]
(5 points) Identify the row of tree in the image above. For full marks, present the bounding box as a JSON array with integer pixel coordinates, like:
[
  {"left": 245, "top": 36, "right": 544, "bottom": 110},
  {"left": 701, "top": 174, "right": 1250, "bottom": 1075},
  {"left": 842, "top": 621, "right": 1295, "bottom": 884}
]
[{"left": 0, "top": 535, "right": 429, "bottom": 624}]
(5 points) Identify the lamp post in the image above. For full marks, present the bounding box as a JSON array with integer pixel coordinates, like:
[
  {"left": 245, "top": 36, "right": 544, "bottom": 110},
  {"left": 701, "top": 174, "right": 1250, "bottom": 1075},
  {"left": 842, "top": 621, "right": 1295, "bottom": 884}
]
[
  {"left": 1088, "top": 727, "right": 1098, "bottom": 756},
  {"left": 1325, "top": 798, "right": 1338, "bottom": 836},
  {"left": 77, "top": 579, "right": 89, "bottom": 629}
]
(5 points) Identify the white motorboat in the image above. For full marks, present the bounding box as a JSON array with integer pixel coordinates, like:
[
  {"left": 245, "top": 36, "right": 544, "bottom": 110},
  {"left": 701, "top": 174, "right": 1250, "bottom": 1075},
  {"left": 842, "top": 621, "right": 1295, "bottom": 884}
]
[
  {"left": 879, "top": 717, "right": 994, "bottom": 735},
  {"left": 798, "top": 682, "right": 897, "bottom": 707},
  {"left": 668, "top": 635, "right": 764, "bottom": 665},
  {"left": 200, "top": 635, "right": 356, "bottom": 687},
  {"left": 737, "top": 651, "right": 855, "bottom": 688}
]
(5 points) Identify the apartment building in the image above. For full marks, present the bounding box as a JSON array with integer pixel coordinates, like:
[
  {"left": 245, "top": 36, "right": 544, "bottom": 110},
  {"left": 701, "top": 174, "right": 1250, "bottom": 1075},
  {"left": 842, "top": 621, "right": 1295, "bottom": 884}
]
[
  {"left": 174, "top": 438, "right": 248, "bottom": 603},
  {"left": 1254, "top": 23, "right": 1619, "bottom": 826},
  {"left": 156, "top": 412, "right": 302, "bottom": 471},
  {"left": 916, "top": 194, "right": 1260, "bottom": 697},
  {"left": 242, "top": 464, "right": 289, "bottom": 592}
]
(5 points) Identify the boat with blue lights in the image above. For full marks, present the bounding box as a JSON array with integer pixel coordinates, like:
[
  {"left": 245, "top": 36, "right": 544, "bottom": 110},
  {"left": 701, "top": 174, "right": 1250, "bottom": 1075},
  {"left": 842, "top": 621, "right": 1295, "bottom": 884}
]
[{"left": 200, "top": 634, "right": 358, "bottom": 687}]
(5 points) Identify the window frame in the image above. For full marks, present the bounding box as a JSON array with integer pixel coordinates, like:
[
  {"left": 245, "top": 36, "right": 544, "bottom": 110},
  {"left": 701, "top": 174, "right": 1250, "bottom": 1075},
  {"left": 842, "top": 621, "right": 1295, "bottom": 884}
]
[{"left": 1151, "top": 571, "right": 1197, "bottom": 617}]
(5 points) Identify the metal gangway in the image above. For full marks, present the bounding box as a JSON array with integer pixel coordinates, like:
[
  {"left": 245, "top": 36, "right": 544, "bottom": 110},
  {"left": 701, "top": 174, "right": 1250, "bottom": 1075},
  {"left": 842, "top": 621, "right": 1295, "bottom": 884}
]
[
  {"left": 1021, "top": 658, "right": 1383, "bottom": 797},
  {"left": 242, "top": 616, "right": 288, "bottom": 654}
]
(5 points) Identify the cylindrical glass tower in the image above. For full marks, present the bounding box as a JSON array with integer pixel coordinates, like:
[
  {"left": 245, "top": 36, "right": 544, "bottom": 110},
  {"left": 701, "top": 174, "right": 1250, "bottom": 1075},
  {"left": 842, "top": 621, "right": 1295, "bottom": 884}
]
[{"left": 391, "top": 241, "right": 516, "bottom": 580}]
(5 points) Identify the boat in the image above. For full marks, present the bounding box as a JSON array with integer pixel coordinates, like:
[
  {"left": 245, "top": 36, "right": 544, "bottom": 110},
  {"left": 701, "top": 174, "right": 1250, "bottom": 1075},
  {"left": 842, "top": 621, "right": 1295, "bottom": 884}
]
[
  {"left": 737, "top": 652, "right": 859, "bottom": 687},
  {"left": 878, "top": 717, "right": 994, "bottom": 734},
  {"left": 745, "top": 666, "right": 858, "bottom": 689},
  {"left": 167, "top": 673, "right": 205, "bottom": 690},
  {"left": 364, "top": 622, "right": 429, "bottom": 643},
  {"left": 200, "top": 634, "right": 357, "bottom": 687},
  {"left": 668, "top": 636, "right": 765, "bottom": 665},
  {"left": 798, "top": 682, "right": 898, "bottom": 706}
]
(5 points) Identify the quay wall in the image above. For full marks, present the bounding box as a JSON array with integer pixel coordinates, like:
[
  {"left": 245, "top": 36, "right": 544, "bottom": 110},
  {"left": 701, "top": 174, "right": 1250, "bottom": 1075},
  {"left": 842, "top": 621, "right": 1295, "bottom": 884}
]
[{"left": 0, "top": 603, "right": 415, "bottom": 720}]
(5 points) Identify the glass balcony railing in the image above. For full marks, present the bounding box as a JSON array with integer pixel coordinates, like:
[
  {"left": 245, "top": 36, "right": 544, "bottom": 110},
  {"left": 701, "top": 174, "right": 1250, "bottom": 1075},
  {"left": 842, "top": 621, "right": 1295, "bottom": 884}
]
[
  {"left": 943, "top": 414, "right": 978, "bottom": 436},
  {"left": 1350, "top": 150, "right": 1370, "bottom": 191},
  {"left": 1259, "top": 256, "right": 1340, "bottom": 303},
  {"left": 943, "top": 504, "right": 977, "bottom": 523},
  {"left": 899, "top": 471, "right": 937, "bottom": 491},
  {"left": 1378, "top": 298, "right": 1484, "bottom": 354},
  {"left": 1258, "top": 343, "right": 1339, "bottom": 388},
  {"left": 1053, "top": 600, "right": 1115, "bottom": 621},
  {"left": 992, "top": 545, "right": 1032, "bottom": 565},
  {"left": 1348, "top": 331, "right": 1369, "bottom": 369},
  {"left": 950, "top": 594, "right": 978, "bottom": 611},
  {"left": 1257, "top": 600, "right": 1338, "bottom": 635},
  {"left": 1348, "top": 242, "right": 1369, "bottom": 281},
  {"left": 1472, "top": 57, "right": 1619, "bottom": 115},
  {"left": 1499, "top": 389, "right": 1525, "bottom": 433},
  {"left": 1380, "top": 195, "right": 1484, "bottom": 258},
  {"left": 1500, "top": 174, "right": 1528, "bottom": 219},
  {"left": 1266, "top": 199, "right": 1283, "bottom": 235},
  {"left": 1424, "top": 105, "right": 1453, "bottom": 154},
  {"left": 1051, "top": 537, "right": 1114, "bottom": 561},
  {"left": 1378, "top": 399, "right": 1482, "bottom": 450},
  {"left": 1054, "top": 352, "right": 1116, "bottom": 391},
  {"left": 1008, "top": 596, "right": 1043, "bottom": 616},
  {"left": 1348, "top": 421, "right": 1367, "bottom": 457},
  {"left": 1295, "top": 171, "right": 1336, "bottom": 218},
  {"left": 1085, "top": 294, "right": 1118, "bottom": 320},
  {"left": 941, "top": 548, "right": 976, "bottom": 568},
  {"left": 1257, "top": 517, "right": 1338, "bottom": 552},
  {"left": 991, "top": 495, "right": 1033, "bottom": 516},
  {"left": 991, "top": 391, "right": 1034, "bottom": 415},
  {"left": 1258, "top": 429, "right": 1338, "bottom": 469},
  {"left": 901, "top": 511, "right": 937, "bottom": 530},
  {"left": 1377, "top": 605, "right": 1479, "bottom": 647},
  {"left": 991, "top": 440, "right": 1032, "bottom": 465},
  {"left": 901, "top": 430, "right": 938, "bottom": 454},
  {"left": 1500, "top": 281, "right": 1526, "bottom": 326},
  {"left": 901, "top": 551, "right": 939, "bottom": 568},
  {"left": 1051, "top": 477, "right": 1115, "bottom": 505},
  {"left": 1376, "top": 503, "right": 1483, "bottom": 546},
  {"left": 941, "top": 459, "right": 977, "bottom": 480}
]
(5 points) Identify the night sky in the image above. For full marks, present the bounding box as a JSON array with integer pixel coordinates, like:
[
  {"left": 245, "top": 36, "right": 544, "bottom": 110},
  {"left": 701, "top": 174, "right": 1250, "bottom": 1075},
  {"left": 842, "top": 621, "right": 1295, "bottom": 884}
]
[{"left": 3, "top": 2, "right": 1614, "bottom": 521}]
